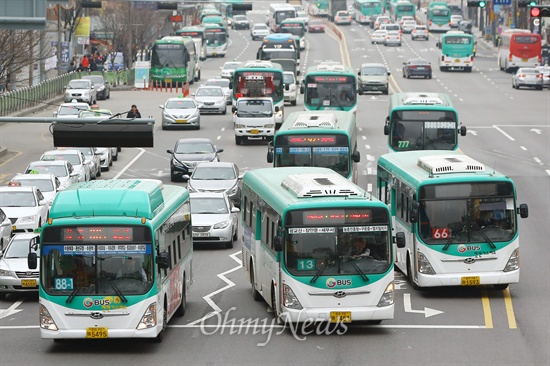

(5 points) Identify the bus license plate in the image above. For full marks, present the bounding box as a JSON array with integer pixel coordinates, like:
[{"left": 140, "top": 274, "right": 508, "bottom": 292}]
[
  {"left": 330, "top": 311, "right": 351, "bottom": 323},
  {"left": 250, "top": 129, "right": 259, "bottom": 134},
  {"left": 175, "top": 119, "right": 187, "bottom": 123},
  {"left": 522, "top": 58, "right": 528, "bottom": 62},
  {"left": 86, "top": 327, "right": 108, "bottom": 338},
  {"left": 461, "top": 276, "right": 480, "bottom": 286},
  {"left": 21, "top": 279, "right": 36, "bottom": 287},
  {"left": 455, "top": 59, "right": 460, "bottom": 63},
  {"left": 193, "top": 232, "right": 209, "bottom": 237}
]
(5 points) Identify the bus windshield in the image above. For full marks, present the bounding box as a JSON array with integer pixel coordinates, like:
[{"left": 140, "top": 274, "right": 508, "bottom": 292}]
[
  {"left": 274, "top": 134, "right": 351, "bottom": 177},
  {"left": 205, "top": 30, "right": 227, "bottom": 45},
  {"left": 418, "top": 182, "right": 516, "bottom": 245},
  {"left": 40, "top": 225, "right": 154, "bottom": 297},
  {"left": 151, "top": 44, "right": 187, "bottom": 68},
  {"left": 284, "top": 208, "right": 391, "bottom": 276},
  {"left": 304, "top": 75, "right": 357, "bottom": 109},
  {"left": 390, "top": 110, "right": 457, "bottom": 150},
  {"left": 280, "top": 24, "right": 305, "bottom": 37}
]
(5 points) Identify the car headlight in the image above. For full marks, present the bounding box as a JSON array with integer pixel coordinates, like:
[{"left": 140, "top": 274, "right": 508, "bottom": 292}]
[
  {"left": 172, "top": 159, "right": 184, "bottom": 168},
  {"left": 83, "top": 91, "right": 90, "bottom": 96},
  {"left": 0, "top": 269, "right": 16, "bottom": 278},
  {"left": 235, "top": 124, "right": 245, "bottom": 128},
  {"left": 98, "top": 86, "right": 105, "bottom": 91},
  {"left": 213, "top": 220, "right": 230, "bottom": 229},
  {"left": 19, "top": 215, "right": 37, "bottom": 224}
]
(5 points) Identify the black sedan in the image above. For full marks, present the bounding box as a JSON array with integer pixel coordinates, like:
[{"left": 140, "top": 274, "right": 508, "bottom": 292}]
[
  {"left": 81, "top": 74, "right": 111, "bottom": 100},
  {"left": 167, "top": 138, "right": 224, "bottom": 182},
  {"left": 402, "top": 59, "right": 432, "bottom": 79},
  {"left": 232, "top": 15, "right": 250, "bottom": 30}
]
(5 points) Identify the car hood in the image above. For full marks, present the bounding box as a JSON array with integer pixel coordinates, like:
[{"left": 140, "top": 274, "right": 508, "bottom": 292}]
[
  {"left": 360, "top": 74, "right": 387, "bottom": 82},
  {"left": 165, "top": 107, "right": 198, "bottom": 117},
  {"left": 174, "top": 152, "right": 217, "bottom": 162},
  {"left": 66, "top": 88, "right": 91, "bottom": 93},
  {"left": 1, "top": 206, "right": 41, "bottom": 218},
  {"left": 189, "top": 179, "right": 237, "bottom": 192},
  {"left": 41, "top": 191, "right": 56, "bottom": 204},
  {"left": 191, "top": 213, "right": 232, "bottom": 226},
  {"left": 0, "top": 257, "right": 37, "bottom": 272},
  {"left": 57, "top": 176, "right": 72, "bottom": 188},
  {"left": 195, "top": 96, "right": 225, "bottom": 103}
]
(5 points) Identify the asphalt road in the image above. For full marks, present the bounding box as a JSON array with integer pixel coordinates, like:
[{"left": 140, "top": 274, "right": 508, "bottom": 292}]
[{"left": 0, "top": 4, "right": 548, "bottom": 366}]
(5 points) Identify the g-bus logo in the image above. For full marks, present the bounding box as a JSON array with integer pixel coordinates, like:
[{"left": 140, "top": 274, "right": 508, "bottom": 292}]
[
  {"left": 457, "top": 244, "right": 481, "bottom": 253},
  {"left": 326, "top": 278, "right": 352, "bottom": 288},
  {"left": 83, "top": 296, "right": 115, "bottom": 308}
]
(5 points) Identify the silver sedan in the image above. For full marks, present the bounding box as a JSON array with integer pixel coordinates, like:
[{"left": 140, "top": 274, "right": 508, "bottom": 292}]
[
  {"left": 190, "top": 193, "right": 239, "bottom": 249},
  {"left": 192, "top": 86, "right": 227, "bottom": 115}
]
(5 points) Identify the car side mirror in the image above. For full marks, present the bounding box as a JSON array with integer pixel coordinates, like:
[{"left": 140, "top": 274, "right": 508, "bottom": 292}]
[
  {"left": 167, "top": 149, "right": 174, "bottom": 154},
  {"left": 159, "top": 105, "right": 164, "bottom": 109},
  {"left": 53, "top": 112, "right": 58, "bottom": 117},
  {"left": 157, "top": 251, "right": 170, "bottom": 269}
]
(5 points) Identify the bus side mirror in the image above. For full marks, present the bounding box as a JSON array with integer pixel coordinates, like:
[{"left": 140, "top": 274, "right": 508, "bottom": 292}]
[
  {"left": 300, "top": 85, "right": 304, "bottom": 94},
  {"left": 460, "top": 126, "right": 467, "bottom": 136},
  {"left": 384, "top": 124, "right": 390, "bottom": 135},
  {"left": 297, "top": 70, "right": 300, "bottom": 75},
  {"left": 228, "top": 83, "right": 232, "bottom": 90},
  {"left": 394, "top": 232, "right": 406, "bottom": 248},
  {"left": 387, "top": 71, "right": 391, "bottom": 76},
  {"left": 267, "top": 150, "right": 274, "bottom": 163},
  {"left": 518, "top": 203, "right": 528, "bottom": 219},
  {"left": 157, "top": 252, "right": 170, "bottom": 269},
  {"left": 28, "top": 252, "right": 37, "bottom": 270},
  {"left": 410, "top": 202, "right": 419, "bottom": 223},
  {"left": 274, "top": 236, "right": 283, "bottom": 252},
  {"left": 352, "top": 150, "right": 360, "bottom": 163}
]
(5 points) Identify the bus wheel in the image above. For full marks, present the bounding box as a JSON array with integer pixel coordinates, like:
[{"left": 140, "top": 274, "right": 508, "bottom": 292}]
[
  {"left": 175, "top": 275, "right": 186, "bottom": 317},
  {"left": 154, "top": 300, "right": 168, "bottom": 343},
  {"left": 271, "top": 285, "right": 277, "bottom": 317},
  {"left": 406, "top": 256, "right": 420, "bottom": 290},
  {"left": 493, "top": 284, "right": 508, "bottom": 290},
  {"left": 250, "top": 264, "right": 261, "bottom": 301}
]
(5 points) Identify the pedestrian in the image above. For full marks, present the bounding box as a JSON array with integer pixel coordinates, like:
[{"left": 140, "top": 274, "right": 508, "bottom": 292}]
[
  {"left": 80, "top": 55, "right": 90, "bottom": 71},
  {"left": 127, "top": 104, "right": 142, "bottom": 118},
  {"left": 67, "top": 61, "right": 76, "bottom": 73}
]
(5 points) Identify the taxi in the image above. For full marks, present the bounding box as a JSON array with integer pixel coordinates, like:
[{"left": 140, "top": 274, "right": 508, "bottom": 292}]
[{"left": 0, "top": 233, "right": 41, "bottom": 299}]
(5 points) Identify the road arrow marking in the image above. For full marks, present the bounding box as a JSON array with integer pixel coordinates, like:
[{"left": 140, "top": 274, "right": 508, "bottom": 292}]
[
  {"left": 0, "top": 300, "right": 23, "bottom": 319},
  {"left": 467, "top": 130, "right": 478, "bottom": 136},
  {"left": 403, "top": 293, "right": 444, "bottom": 318},
  {"left": 530, "top": 128, "right": 542, "bottom": 134}
]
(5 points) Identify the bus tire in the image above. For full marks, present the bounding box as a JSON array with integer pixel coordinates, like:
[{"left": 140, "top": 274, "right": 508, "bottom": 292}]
[
  {"left": 271, "top": 285, "right": 277, "bottom": 316},
  {"left": 154, "top": 299, "right": 168, "bottom": 343},
  {"left": 493, "top": 284, "right": 509, "bottom": 290},
  {"left": 406, "top": 255, "right": 421, "bottom": 290},
  {"left": 175, "top": 275, "right": 186, "bottom": 317},
  {"left": 250, "top": 263, "right": 261, "bottom": 301}
]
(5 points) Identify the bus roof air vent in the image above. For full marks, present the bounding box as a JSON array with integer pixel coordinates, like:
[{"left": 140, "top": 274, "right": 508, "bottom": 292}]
[
  {"left": 418, "top": 155, "right": 485, "bottom": 175},
  {"left": 317, "top": 64, "right": 345, "bottom": 72},
  {"left": 291, "top": 113, "right": 337, "bottom": 129},
  {"left": 402, "top": 93, "right": 444, "bottom": 105},
  {"left": 281, "top": 173, "right": 362, "bottom": 197}
]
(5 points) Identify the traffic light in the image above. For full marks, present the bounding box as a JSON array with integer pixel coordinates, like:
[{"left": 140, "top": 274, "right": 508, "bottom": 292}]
[
  {"left": 518, "top": 0, "right": 536, "bottom": 8},
  {"left": 157, "top": 2, "right": 178, "bottom": 10},
  {"left": 81, "top": 1, "right": 102, "bottom": 8},
  {"left": 530, "top": 5, "right": 550, "bottom": 17},
  {"left": 467, "top": 1, "right": 486, "bottom": 8}
]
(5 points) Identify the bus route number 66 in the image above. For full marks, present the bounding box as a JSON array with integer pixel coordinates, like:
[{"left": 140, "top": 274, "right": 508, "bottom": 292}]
[{"left": 432, "top": 228, "right": 450, "bottom": 239}]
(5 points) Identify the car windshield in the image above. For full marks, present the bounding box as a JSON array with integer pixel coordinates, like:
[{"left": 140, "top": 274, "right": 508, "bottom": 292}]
[
  {"left": 197, "top": 88, "right": 223, "bottom": 96},
  {"left": 5, "top": 237, "right": 39, "bottom": 258},
  {"left": 254, "top": 24, "right": 268, "bottom": 30},
  {"left": 224, "top": 63, "right": 241, "bottom": 70},
  {"left": 310, "top": 20, "right": 322, "bottom": 25},
  {"left": 42, "top": 153, "right": 80, "bottom": 166},
  {"left": 0, "top": 191, "right": 36, "bottom": 207},
  {"left": 73, "top": 147, "right": 93, "bottom": 157},
  {"left": 84, "top": 76, "right": 103, "bottom": 85},
  {"left": 26, "top": 164, "right": 68, "bottom": 177},
  {"left": 192, "top": 166, "right": 236, "bottom": 180},
  {"left": 205, "top": 79, "right": 229, "bottom": 88},
  {"left": 80, "top": 110, "right": 112, "bottom": 117},
  {"left": 411, "top": 59, "right": 429, "bottom": 65},
  {"left": 234, "top": 16, "right": 247, "bottom": 21},
  {"left": 283, "top": 73, "right": 295, "bottom": 83},
  {"left": 58, "top": 106, "right": 86, "bottom": 116},
  {"left": 519, "top": 69, "right": 538, "bottom": 74},
  {"left": 13, "top": 178, "right": 54, "bottom": 193},
  {"left": 191, "top": 197, "right": 229, "bottom": 214},
  {"left": 362, "top": 66, "right": 387, "bottom": 75},
  {"left": 166, "top": 100, "right": 195, "bottom": 109},
  {"left": 67, "top": 80, "right": 90, "bottom": 89},
  {"left": 175, "top": 142, "right": 214, "bottom": 154}
]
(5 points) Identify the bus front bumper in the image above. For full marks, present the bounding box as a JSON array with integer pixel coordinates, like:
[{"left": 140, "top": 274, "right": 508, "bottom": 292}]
[
  {"left": 416, "top": 269, "right": 519, "bottom": 288},
  {"left": 280, "top": 305, "right": 394, "bottom": 324}
]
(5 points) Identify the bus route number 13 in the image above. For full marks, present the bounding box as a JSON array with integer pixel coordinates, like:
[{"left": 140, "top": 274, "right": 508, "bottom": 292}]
[{"left": 297, "top": 259, "right": 316, "bottom": 271}]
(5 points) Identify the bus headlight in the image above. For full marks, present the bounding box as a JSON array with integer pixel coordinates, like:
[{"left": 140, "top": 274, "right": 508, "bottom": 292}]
[
  {"left": 503, "top": 248, "right": 520, "bottom": 272},
  {"left": 137, "top": 302, "right": 157, "bottom": 329},
  {"left": 377, "top": 282, "right": 394, "bottom": 307},
  {"left": 282, "top": 284, "right": 303, "bottom": 310},
  {"left": 417, "top": 252, "right": 436, "bottom": 274},
  {"left": 39, "top": 304, "right": 58, "bottom": 330}
]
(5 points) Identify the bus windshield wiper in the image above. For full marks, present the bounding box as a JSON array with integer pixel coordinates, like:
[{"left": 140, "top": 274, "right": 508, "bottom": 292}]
[
  {"left": 310, "top": 254, "right": 336, "bottom": 284},
  {"left": 344, "top": 255, "right": 369, "bottom": 282},
  {"left": 66, "top": 286, "right": 81, "bottom": 304},
  {"left": 106, "top": 280, "right": 128, "bottom": 303},
  {"left": 469, "top": 221, "right": 497, "bottom": 249},
  {"left": 443, "top": 221, "right": 465, "bottom": 251}
]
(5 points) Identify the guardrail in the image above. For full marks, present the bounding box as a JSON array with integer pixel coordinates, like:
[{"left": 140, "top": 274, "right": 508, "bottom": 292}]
[{"left": 0, "top": 69, "right": 135, "bottom": 117}]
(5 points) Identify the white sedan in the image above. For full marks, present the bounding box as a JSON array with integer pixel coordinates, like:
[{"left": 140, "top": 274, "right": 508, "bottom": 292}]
[
  {"left": 0, "top": 233, "right": 40, "bottom": 299},
  {"left": 190, "top": 193, "right": 239, "bottom": 249},
  {"left": 40, "top": 149, "right": 91, "bottom": 182},
  {"left": 371, "top": 30, "right": 387, "bottom": 44},
  {"left": 0, "top": 186, "right": 49, "bottom": 233}
]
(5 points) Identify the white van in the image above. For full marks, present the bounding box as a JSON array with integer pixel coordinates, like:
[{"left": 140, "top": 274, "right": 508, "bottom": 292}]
[
  {"left": 283, "top": 71, "right": 299, "bottom": 106},
  {"left": 233, "top": 97, "right": 278, "bottom": 145}
]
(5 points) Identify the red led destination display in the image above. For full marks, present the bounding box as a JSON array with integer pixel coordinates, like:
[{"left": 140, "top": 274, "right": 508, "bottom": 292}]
[
  {"left": 61, "top": 227, "right": 134, "bottom": 242},
  {"left": 309, "top": 76, "right": 353, "bottom": 83},
  {"left": 286, "top": 209, "right": 389, "bottom": 226}
]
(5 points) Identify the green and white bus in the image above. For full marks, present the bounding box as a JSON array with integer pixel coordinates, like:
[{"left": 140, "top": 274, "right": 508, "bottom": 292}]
[
  {"left": 231, "top": 60, "right": 285, "bottom": 125},
  {"left": 301, "top": 63, "right": 358, "bottom": 114},
  {"left": 437, "top": 31, "right": 475, "bottom": 72},
  {"left": 383, "top": 92, "right": 467, "bottom": 152},
  {"left": 353, "top": 0, "right": 383, "bottom": 25},
  {"left": 279, "top": 19, "right": 307, "bottom": 50},
  {"left": 428, "top": 4, "right": 451, "bottom": 32},
  {"left": 389, "top": 0, "right": 415, "bottom": 22},
  {"left": 176, "top": 26, "right": 207, "bottom": 62},
  {"left": 376, "top": 151, "right": 529, "bottom": 289},
  {"left": 29, "top": 179, "right": 193, "bottom": 340},
  {"left": 150, "top": 36, "right": 198, "bottom": 85},
  {"left": 241, "top": 167, "right": 404, "bottom": 324},
  {"left": 199, "top": 8, "right": 223, "bottom": 23},
  {"left": 308, "top": 0, "right": 329, "bottom": 16},
  {"left": 266, "top": 111, "right": 361, "bottom": 182},
  {"left": 204, "top": 23, "right": 228, "bottom": 57}
]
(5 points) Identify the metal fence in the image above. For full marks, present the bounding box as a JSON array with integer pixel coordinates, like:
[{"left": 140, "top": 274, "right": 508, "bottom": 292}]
[{"left": 0, "top": 69, "right": 135, "bottom": 117}]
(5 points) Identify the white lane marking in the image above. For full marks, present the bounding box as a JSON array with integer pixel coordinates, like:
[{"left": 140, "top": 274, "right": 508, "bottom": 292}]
[
  {"left": 113, "top": 148, "right": 145, "bottom": 179},
  {"left": 187, "top": 251, "right": 242, "bottom": 326},
  {"left": 492, "top": 125, "right": 515, "bottom": 141},
  {"left": 534, "top": 157, "right": 543, "bottom": 165},
  {"left": 0, "top": 300, "right": 23, "bottom": 319},
  {"left": 403, "top": 293, "right": 444, "bottom": 318}
]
